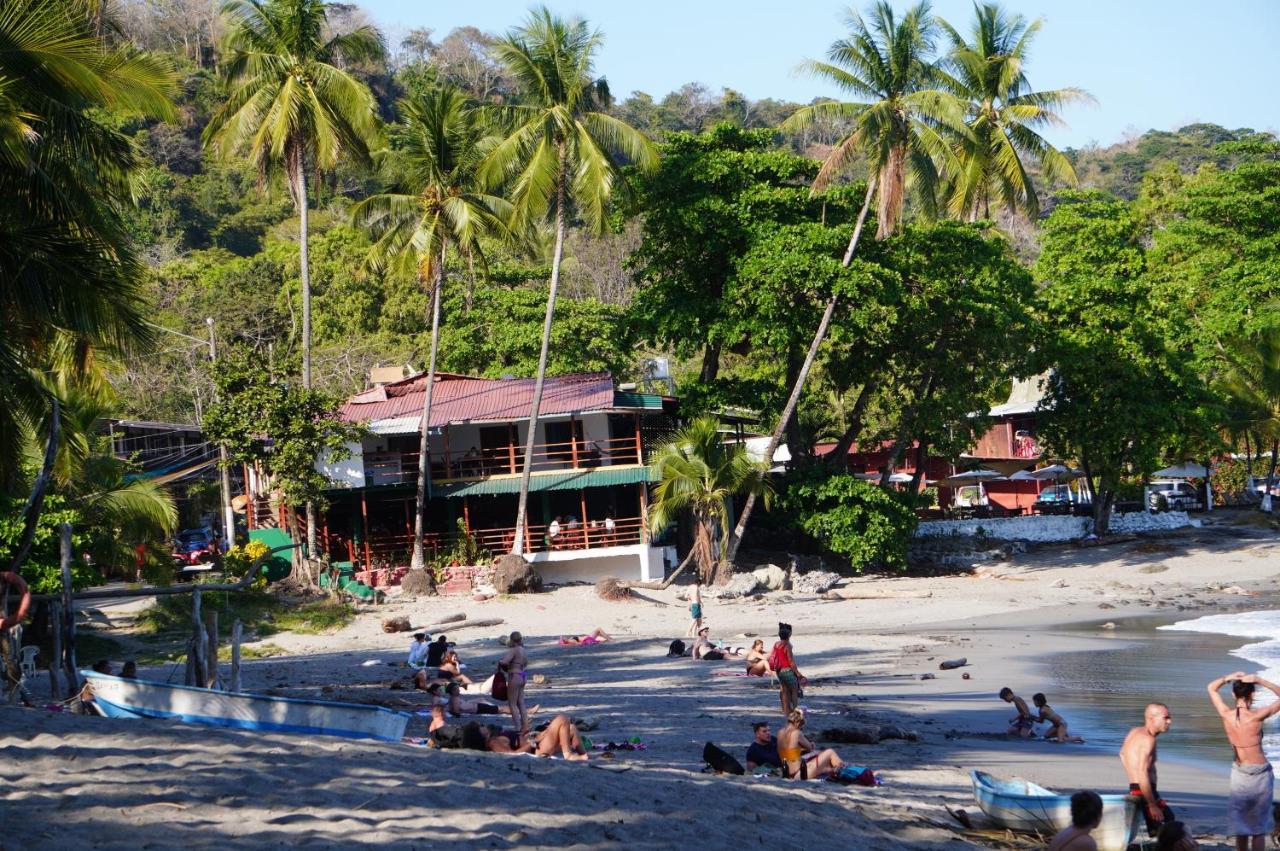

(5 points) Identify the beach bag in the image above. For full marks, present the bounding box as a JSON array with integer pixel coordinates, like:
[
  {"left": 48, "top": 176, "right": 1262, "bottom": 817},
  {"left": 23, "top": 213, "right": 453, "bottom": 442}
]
[
  {"left": 667, "top": 639, "right": 686, "bottom": 657},
  {"left": 768, "top": 640, "right": 790, "bottom": 672},
  {"left": 701, "top": 741, "right": 745, "bottom": 775},
  {"left": 431, "top": 724, "right": 464, "bottom": 749},
  {"left": 491, "top": 668, "right": 508, "bottom": 701},
  {"left": 830, "top": 765, "right": 877, "bottom": 787}
]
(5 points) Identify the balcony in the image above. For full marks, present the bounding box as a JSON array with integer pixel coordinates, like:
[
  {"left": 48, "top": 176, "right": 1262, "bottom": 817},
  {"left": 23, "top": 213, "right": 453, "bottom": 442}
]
[
  {"left": 362, "top": 436, "right": 643, "bottom": 488},
  {"left": 969, "top": 422, "right": 1041, "bottom": 460}
]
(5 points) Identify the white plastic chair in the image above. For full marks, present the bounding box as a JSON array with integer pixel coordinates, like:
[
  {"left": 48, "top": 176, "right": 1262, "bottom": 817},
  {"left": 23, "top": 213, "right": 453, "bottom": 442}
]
[{"left": 19, "top": 646, "right": 38, "bottom": 682}]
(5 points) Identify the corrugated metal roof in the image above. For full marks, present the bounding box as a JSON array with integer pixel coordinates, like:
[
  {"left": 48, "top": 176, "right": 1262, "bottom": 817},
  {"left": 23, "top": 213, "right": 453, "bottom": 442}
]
[
  {"left": 340, "top": 372, "right": 616, "bottom": 428},
  {"left": 436, "top": 466, "right": 656, "bottom": 498},
  {"left": 612, "top": 391, "right": 664, "bottom": 410}
]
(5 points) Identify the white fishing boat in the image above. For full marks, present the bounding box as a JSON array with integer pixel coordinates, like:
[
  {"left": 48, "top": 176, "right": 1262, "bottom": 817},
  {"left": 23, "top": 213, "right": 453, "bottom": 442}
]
[
  {"left": 83, "top": 671, "right": 410, "bottom": 742},
  {"left": 970, "top": 770, "right": 1142, "bottom": 851}
]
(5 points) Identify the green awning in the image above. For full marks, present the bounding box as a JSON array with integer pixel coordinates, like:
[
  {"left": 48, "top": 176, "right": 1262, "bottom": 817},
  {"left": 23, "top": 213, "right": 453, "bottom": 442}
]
[
  {"left": 612, "top": 391, "right": 664, "bottom": 410},
  {"left": 436, "top": 465, "right": 656, "bottom": 498}
]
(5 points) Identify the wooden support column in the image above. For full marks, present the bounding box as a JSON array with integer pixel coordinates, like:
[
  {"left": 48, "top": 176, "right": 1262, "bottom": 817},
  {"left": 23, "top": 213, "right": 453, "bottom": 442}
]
[
  {"left": 462, "top": 497, "right": 471, "bottom": 533},
  {"left": 579, "top": 489, "right": 590, "bottom": 549},
  {"left": 508, "top": 424, "right": 518, "bottom": 474},
  {"left": 633, "top": 413, "right": 643, "bottom": 464},
  {"left": 570, "top": 413, "right": 579, "bottom": 469},
  {"left": 360, "top": 490, "right": 371, "bottom": 569},
  {"left": 638, "top": 483, "right": 649, "bottom": 543}
]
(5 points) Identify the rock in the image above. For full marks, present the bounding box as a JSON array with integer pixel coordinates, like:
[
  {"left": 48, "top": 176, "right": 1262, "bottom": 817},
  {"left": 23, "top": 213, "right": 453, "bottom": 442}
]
[
  {"left": 1098, "top": 602, "right": 1115, "bottom": 609},
  {"left": 1052, "top": 579, "right": 1068, "bottom": 588},
  {"left": 712, "top": 573, "right": 760, "bottom": 599},
  {"left": 938, "top": 658, "right": 967, "bottom": 670},
  {"left": 919, "top": 673, "right": 936, "bottom": 680},
  {"left": 380, "top": 616, "right": 412, "bottom": 633},
  {"left": 492, "top": 554, "right": 543, "bottom": 594},
  {"left": 876, "top": 725, "right": 919, "bottom": 742},
  {"left": 821, "top": 725, "right": 881, "bottom": 745},
  {"left": 752, "top": 564, "right": 788, "bottom": 591},
  {"left": 399, "top": 568, "right": 436, "bottom": 597},
  {"left": 961, "top": 672, "right": 971, "bottom": 680},
  {"left": 792, "top": 570, "right": 841, "bottom": 595}
]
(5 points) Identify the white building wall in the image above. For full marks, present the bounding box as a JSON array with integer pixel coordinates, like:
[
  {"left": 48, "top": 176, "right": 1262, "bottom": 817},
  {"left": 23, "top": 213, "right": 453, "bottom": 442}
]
[{"left": 316, "top": 441, "right": 365, "bottom": 489}]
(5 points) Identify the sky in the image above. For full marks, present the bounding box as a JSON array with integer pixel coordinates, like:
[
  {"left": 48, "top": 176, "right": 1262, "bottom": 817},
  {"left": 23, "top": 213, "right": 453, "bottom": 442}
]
[{"left": 355, "top": 0, "right": 1279, "bottom": 150}]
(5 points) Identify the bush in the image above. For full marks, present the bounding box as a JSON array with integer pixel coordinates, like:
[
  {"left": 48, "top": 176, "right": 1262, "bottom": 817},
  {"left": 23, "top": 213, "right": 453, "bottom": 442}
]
[
  {"left": 1212, "top": 457, "right": 1250, "bottom": 499},
  {"left": 779, "top": 469, "right": 918, "bottom": 572},
  {"left": 221, "top": 539, "right": 271, "bottom": 582}
]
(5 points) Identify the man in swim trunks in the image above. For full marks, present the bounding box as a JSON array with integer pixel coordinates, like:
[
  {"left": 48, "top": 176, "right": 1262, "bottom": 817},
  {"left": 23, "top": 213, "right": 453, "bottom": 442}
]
[
  {"left": 1207, "top": 671, "right": 1280, "bottom": 850},
  {"left": 1120, "top": 702, "right": 1175, "bottom": 836},
  {"left": 686, "top": 579, "right": 703, "bottom": 637},
  {"left": 999, "top": 687, "right": 1036, "bottom": 737}
]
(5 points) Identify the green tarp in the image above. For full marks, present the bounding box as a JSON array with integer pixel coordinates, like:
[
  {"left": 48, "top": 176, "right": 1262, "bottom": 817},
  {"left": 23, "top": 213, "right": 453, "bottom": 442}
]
[{"left": 435, "top": 465, "right": 656, "bottom": 498}]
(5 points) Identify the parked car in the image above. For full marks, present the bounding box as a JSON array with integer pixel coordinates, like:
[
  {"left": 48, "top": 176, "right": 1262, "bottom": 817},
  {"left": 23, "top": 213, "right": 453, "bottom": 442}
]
[
  {"left": 173, "top": 529, "right": 216, "bottom": 566},
  {"left": 1146, "top": 480, "right": 1204, "bottom": 513}
]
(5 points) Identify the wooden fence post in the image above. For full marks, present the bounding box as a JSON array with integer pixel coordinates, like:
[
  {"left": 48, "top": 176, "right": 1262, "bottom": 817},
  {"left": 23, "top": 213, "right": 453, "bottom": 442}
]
[
  {"left": 230, "top": 619, "right": 242, "bottom": 693},
  {"left": 205, "top": 611, "right": 218, "bottom": 689}
]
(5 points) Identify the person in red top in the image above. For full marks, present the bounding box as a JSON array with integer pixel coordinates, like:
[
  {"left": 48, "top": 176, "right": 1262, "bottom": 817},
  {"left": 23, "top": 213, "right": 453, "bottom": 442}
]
[
  {"left": 768, "top": 623, "right": 806, "bottom": 717},
  {"left": 0, "top": 570, "right": 31, "bottom": 632}
]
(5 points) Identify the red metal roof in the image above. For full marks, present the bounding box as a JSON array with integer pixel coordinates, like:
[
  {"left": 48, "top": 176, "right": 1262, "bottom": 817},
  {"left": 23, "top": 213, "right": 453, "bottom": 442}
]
[{"left": 339, "top": 371, "right": 617, "bottom": 428}]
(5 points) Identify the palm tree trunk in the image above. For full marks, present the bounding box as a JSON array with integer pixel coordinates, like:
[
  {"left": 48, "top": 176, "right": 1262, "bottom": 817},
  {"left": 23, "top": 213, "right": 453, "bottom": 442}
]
[
  {"left": 879, "top": 372, "right": 935, "bottom": 487},
  {"left": 512, "top": 146, "right": 568, "bottom": 556},
  {"left": 724, "top": 177, "right": 877, "bottom": 565},
  {"left": 410, "top": 251, "right": 445, "bottom": 572},
  {"left": 1264, "top": 439, "right": 1278, "bottom": 513},
  {"left": 292, "top": 147, "right": 318, "bottom": 562},
  {"left": 825, "top": 381, "right": 876, "bottom": 469},
  {"left": 4, "top": 399, "right": 60, "bottom": 573}
]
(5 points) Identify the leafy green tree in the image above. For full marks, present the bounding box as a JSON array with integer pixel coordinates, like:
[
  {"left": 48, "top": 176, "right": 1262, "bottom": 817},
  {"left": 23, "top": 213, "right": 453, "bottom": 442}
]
[
  {"left": 1035, "top": 192, "right": 1209, "bottom": 533},
  {"left": 203, "top": 0, "right": 384, "bottom": 558},
  {"left": 481, "top": 7, "right": 657, "bottom": 555},
  {"left": 648, "top": 416, "right": 770, "bottom": 586},
  {"left": 781, "top": 0, "right": 963, "bottom": 238},
  {"left": 937, "top": 3, "right": 1089, "bottom": 220},
  {"left": 352, "top": 84, "right": 507, "bottom": 572},
  {"left": 779, "top": 469, "right": 916, "bottom": 572},
  {"left": 1215, "top": 326, "right": 1280, "bottom": 510},
  {"left": 0, "top": 0, "right": 175, "bottom": 479}
]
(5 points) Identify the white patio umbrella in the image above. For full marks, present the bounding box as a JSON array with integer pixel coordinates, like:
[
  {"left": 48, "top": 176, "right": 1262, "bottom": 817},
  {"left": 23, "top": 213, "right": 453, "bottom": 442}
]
[
  {"left": 1028, "top": 464, "right": 1080, "bottom": 481},
  {"left": 942, "top": 468, "right": 1002, "bottom": 487}
]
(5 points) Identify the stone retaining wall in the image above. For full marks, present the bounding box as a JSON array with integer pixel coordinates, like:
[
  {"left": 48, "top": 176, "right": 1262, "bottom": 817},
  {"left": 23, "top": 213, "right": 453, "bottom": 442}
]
[{"left": 913, "top": 510, "right": 1198, "bottom": 543}]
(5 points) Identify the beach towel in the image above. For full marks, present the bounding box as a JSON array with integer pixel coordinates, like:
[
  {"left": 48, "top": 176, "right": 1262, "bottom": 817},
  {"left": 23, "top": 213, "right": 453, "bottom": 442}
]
[{"left": 1229, "top": 762, "right": 1275, "bottom": 837}]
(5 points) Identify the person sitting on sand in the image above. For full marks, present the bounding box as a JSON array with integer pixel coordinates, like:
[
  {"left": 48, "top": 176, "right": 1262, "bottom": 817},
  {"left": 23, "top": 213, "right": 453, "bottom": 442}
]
[
  {"left": 1156, "top": 821, "right": 1199, "bottom": 850},
  {"left": 439, "top": 649, "right": 473, "bottom": 685},
  {"left": 426, "top": 635, "right": 449, "bottom": 668},
  {"left": 429, "top": 682, "right": 540, "bottom": 720},
  {"left": 745, "top": 639, "right": 772, "bottom": 677},
  {"left": 407, "top": 633, "right": 430, "bottom": 668},
  {"left": 1206, "top": 671, "right": 1280, "bottom": 850},
  {"left": 777, "top": 709, "right": 844, "bottom": 780},
  {"left": 745, "top": 721, "right": 782, "bottom": 772},
  {"left": 999, "top": 687, "right": 1036, "bottom": 737},
  {"left": 1034, "top": 693, "right": 1085, "bottom": 743},
  {"left": 1047, "top": 790, "right": 1103, "bottom": 850},
  {"left": 559, "top": 628, "right": 611, "bottom": 646}
]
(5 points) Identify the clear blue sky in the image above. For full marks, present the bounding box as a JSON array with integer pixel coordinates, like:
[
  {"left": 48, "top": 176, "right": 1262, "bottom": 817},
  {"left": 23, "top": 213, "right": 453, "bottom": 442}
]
[{"left": 357, "top": 0, "right": 1279, "bottom": 150}]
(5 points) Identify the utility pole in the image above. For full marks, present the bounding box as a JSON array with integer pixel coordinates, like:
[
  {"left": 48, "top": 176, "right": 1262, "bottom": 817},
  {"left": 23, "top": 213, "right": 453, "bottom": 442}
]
[{"left": 207, "top": 318, "right": 236, "bottom": 547}]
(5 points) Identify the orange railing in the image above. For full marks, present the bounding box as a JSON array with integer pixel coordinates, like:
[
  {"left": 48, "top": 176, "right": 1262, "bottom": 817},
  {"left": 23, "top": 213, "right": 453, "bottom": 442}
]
[{"left": 363, "top": 435, "right": 642, "bottom": 487}]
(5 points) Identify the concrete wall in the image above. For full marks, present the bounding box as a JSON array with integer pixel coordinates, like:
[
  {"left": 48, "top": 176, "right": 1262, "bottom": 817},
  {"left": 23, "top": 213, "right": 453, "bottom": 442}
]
[
  {"left": 315, "top": 441, "right": 365, "bottom": 489},
  {"left": 528, "top": 543, "right": 673, "bottom": 584},
  {"left": 914, "top": 511, "right": 1198, "bottom": 543}
]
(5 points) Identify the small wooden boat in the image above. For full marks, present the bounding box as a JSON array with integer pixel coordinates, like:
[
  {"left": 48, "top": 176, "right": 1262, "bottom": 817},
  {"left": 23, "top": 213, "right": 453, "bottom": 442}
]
[
  {"left": 83, "top": 672, "right": 410, "bottom": 743},
  {"left": 969, "top": 770, "right": 1141, "bottom": 851}
]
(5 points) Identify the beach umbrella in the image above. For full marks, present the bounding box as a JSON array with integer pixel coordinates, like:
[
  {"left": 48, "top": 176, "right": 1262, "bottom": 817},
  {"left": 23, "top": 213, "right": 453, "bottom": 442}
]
[
  {"left": 942, "top": 468, "right": 1002, "bottom": 487},
  {"left": 1028, "top": 464, "right": 1079, "bottom": 481},
  {"left": 1153, "top": 462, "right": 1210, "bottom": 479}
]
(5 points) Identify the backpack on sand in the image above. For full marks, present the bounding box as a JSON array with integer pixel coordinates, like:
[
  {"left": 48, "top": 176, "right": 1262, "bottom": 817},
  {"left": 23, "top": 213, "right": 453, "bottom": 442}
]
[{"left": 702, "top": 741, "right": 745, "bottom": 775}]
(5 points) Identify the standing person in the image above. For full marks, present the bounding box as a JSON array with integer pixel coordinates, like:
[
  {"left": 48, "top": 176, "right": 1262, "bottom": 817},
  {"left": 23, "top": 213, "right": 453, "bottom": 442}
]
[
  {"left": 1207, "top": 672, "right": 1280, "bottom": 850},
  {"left": 769, "top": 623, "right": 806, "bottom": 717},
  {"left": 547, "top": 516, "right": 562, "bottom": 549},
  {"left": 1120, "top": 702, "right": 1175, "bottom": 836},
  {"left": 999, "top": 687, "right": 1037, "bottom": 737},
  {"left": 498, "top": 630, "right": 528, "bottom": 736},
  {"left": 0, "top": 570, "right": 30, "bottom": 632},
  {"left": 1047, "top": 790, "right": 1104, "bottom": 850},
  {"left": 685, "top": 579, "right": 703, "bottom": 637}
]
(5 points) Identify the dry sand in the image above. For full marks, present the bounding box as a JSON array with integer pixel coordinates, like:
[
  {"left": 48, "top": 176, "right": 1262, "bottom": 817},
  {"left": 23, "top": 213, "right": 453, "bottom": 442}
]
[{"left": 3, "top": 514, "right": 1279, "bottom": 849}]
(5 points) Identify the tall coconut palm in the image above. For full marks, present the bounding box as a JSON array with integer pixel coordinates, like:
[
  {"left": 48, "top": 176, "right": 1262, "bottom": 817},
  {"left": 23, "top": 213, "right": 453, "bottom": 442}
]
[
  {"left": 781, "top": 1, "right": 963, "bottom": 239},
  {"left": 480, "top": 7, "right": 657, "bottom": 556},
  {"left": 938, "top": 3, "right": 1091, "bottom": 220},
  {"left": 352, "top": 85, "right": 508, "bottom": 572},
  {"left": 1217, "top": 326, "right": 1280, "bottom": 511},
  {"left": 204, "top": 0, "right": 384, "bottom": 559},
  {"left": 649, "top": 417, "right": 771, "bottom": 586},
  {"left": 0, "top": 0, "right": 175, "bottom": 482}
]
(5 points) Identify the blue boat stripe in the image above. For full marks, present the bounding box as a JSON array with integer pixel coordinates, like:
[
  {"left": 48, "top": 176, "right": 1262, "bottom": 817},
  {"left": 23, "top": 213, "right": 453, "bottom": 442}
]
[{"left": 92, "top": 696, "right": 402, "bottom": 742}]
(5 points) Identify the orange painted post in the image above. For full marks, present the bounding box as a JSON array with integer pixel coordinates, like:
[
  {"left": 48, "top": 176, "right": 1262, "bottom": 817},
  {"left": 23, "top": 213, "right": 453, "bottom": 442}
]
[
  {"left": 579, "top": 490, "right": 589, "bottom": 548},
  {"left": 570, "top": 413, "right": 579, "bottom": 469},
  {"left": 463, "top": 497, "right": 471, "bottom": 533},
  {"left": 508, "top": 424, "right": 518, "bottom": 474},
  {"left": 361, "top": 490, "right": 371, "bottom": 569},
  {"left": 633, "top": 413, "right": 642, "bottom": 464}
]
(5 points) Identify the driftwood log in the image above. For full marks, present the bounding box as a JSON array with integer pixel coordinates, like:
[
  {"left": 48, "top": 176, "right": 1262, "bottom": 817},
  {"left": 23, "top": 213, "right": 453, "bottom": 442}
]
[{"left": 417, "top": 616, "right": 504, "bottom": 634}]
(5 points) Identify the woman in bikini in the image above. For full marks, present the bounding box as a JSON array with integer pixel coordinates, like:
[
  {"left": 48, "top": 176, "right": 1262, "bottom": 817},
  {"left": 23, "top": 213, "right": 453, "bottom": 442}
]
[
  {"left": 559, "top": 628, "right": 611, "bottom": 646},
  {"left": 745, "top": 639, "right": 772, "bottom": 677},
  {"left": 776, "top": 708, "right": 844, "bottom": 780},
  {"left": 1033, "top": 693, "right": 1085, "bottom": 743},
  {"left": 498, "top": 630, "right": 529, "bottom": 736},
  {"left": 439, "top": 649, "right": 473, "bottom": 685},
  {"left": 771, "top": 623, "right": 806, "bottom": 716}
]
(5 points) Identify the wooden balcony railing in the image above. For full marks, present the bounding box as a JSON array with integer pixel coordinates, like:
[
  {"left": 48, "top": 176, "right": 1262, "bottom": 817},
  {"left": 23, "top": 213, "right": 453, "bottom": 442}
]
[
  {"left": 363, "top": 435, "right": 643, "bottom": 487},
  {"left": 341, "top": 516, "right": 647, "bottom": 569}
]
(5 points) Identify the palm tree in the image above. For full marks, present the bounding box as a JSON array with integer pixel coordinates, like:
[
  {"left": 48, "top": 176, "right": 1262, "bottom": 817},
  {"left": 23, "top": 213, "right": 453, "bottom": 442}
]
[
  {"left": 480, "top": 7, "right": 657, "bottom": 556},
  {"left": 204, "top": 0, "right": 384, "bottom": 558},
  {"left": 1217, "top": 326, "right": 1280, "bottom": 511},
  {"left": 352, "top": 85, "right": 508, "bottom": 572},
  {"left": 938, "top": 3, "right": 1090, "bottom": 220},
  {"left": 781, "top": 1, "right": 963, "bottom": 239},
  {"left": 0, "top": 0, "right": 175, "bottom": 481},
  {"left": 649, "top": 417, "right": 771, "bottom": 586}
]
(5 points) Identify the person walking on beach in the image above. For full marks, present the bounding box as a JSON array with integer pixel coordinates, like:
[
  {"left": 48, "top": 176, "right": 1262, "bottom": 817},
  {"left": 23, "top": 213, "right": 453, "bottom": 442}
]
[
  {"left": 498, "top": 631, "right": 528, "bottom": 736},
  {"left": 769, "top": 623, "right": 806, "bottom": 717},
  {"left": 1120, "top": 702, "right": 1175, "bottom": 836},
  {"left": 686, "top": 579, "right": 703, "bottom": 637},
  {"left": 1207, "top": 672, "right": 1280, "bottom": 850},
  {"left": 1047, "top": 790, "right": 1103, "bottom": 850},
  {"left": 999, "top": 687, "right": 1036, "bottom": 737}
]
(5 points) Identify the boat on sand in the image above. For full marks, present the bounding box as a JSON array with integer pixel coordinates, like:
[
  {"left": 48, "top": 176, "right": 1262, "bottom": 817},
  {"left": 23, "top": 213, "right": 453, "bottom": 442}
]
[
  {"left": 969, "top": 770, "right": 1141, "bottom": 851},
  {"left": 83, "top": 671, "right": 410, "bottom": 742}
]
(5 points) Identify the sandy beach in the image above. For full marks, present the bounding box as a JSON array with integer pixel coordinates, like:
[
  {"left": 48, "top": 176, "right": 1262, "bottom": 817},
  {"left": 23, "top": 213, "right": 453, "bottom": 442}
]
[{"left": 3, "top": 515, "right": 1280, "bottom": 849}]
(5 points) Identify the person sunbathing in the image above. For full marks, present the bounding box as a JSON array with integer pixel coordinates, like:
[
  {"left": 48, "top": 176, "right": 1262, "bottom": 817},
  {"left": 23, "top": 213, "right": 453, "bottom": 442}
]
[
  {"left": 777, "top": 708, "right": 844, "bottom": 780},
  {"left": 745, "top": 639, "right": 772, "bottom": 677},
  {"left": 530, "top": 713, "right": 589, "bottom": 761},
  {"left": 559, "top": 628, "right": 611, "bottom": 646},
  {"left": 430, "top": 683, "right": 540, "bottom": 720},
  {"left": 1034, "top": 693, "right": 1085, "bottom": 743},
  {"left": 439, "top": 649, "right": 473, "bottom": 685}
]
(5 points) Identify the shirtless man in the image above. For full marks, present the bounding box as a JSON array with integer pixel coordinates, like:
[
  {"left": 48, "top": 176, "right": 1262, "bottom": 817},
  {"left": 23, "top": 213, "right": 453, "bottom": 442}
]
[
  {"left": 1047, "top": 790, "right": 1104, "bottom": 850},
  {"left": 999, "top": 687, "right": 1036, "bottom": 737},
  {"left": 1120, "top": 702, "right": 1175, "bottom": 836},
  {"left": 1207, "top": 672, "right": 1280, "bottom": 850}
]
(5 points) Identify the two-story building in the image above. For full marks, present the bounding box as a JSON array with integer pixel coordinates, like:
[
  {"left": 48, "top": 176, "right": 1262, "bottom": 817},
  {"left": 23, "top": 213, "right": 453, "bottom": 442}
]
[{"left": 312, "top": 370, "right": 680, "bottom": 585}]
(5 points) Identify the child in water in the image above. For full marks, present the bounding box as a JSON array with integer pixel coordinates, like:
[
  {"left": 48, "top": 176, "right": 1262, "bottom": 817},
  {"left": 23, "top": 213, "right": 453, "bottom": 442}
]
[{"left": 1033, "top": 692, "right": 1085, "bottom": 743}]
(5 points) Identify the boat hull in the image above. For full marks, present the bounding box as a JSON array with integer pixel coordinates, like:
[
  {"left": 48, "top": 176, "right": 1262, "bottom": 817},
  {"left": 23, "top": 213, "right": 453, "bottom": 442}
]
[
  {"left": 84, "top": 672, "right": 409, "bottom": 743},
  {"left": 970, "top": 770, "right": 1141, "bottom": 851}
]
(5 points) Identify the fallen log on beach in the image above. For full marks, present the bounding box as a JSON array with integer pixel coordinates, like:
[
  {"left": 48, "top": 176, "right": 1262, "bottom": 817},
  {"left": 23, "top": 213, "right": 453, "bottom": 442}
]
[{"left": 416, "top": 616, "right": 504, "bottom": 634}]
